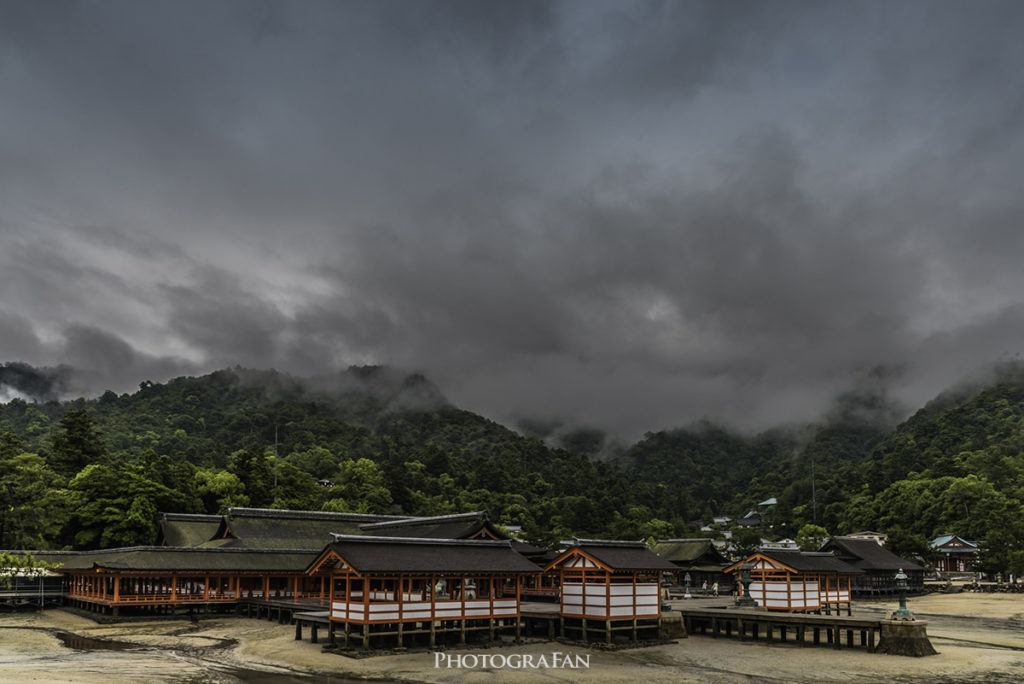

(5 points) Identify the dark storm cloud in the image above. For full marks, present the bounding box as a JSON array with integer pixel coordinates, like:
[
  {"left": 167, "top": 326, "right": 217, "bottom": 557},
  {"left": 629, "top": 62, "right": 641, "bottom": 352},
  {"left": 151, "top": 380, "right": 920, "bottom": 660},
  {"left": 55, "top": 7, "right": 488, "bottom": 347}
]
[
  {"left": 158, "top": 266, "right": 291, "bottom": 367},
  {"left": 60, "top": 323, "right": 198, "bottom": 395},
  {"left": 2, "top": 0, "right": 1024, "bottom": 437},
  {"left": 0, "top": 309, "right": 43, "bottom": 365},
  {"left": 0, "top": 362, "right": 72, "bottom": 403}
]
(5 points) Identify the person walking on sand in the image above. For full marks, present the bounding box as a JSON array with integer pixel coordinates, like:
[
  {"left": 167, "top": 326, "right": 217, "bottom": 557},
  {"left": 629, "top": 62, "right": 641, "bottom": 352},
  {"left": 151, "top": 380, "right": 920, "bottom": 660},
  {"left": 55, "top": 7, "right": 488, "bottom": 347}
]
[{"left": 712, "top": 581, "right": 719, "bottom": 596}]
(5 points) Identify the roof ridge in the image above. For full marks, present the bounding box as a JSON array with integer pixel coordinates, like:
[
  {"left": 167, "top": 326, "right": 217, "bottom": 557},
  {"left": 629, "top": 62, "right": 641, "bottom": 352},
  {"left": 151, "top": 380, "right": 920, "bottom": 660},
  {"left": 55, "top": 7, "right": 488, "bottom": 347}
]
[
  {"left": 358, "top": 511, "right": 488, "bottom": 530},
  {"left": 571, "top": 537, "right": 646, "bottom": 548},
  {"left": 330, "top": 533, "right": 511, "bottom": 548},
  {"left": 226, "top": 507, "right": 410, "bottom": 522},
  {"left": 9, "top": 546, "right": 320, "bottom": 555},
  {"left": 162, "top": 513, "right": 223, "bottom": 521},
  {"left": 90, "top": 546, "right": 319, "bottom": 554}
]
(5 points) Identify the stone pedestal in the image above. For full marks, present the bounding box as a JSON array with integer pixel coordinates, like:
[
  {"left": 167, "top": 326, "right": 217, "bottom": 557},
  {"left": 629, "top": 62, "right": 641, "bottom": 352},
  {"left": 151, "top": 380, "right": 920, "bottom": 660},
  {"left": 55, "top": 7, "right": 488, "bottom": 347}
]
[
  {"left": 660, "top": 614, "right": 687, "bottom": 639},
  {"left": 874, "top": 619, "right": 938, "bottom": 657}
]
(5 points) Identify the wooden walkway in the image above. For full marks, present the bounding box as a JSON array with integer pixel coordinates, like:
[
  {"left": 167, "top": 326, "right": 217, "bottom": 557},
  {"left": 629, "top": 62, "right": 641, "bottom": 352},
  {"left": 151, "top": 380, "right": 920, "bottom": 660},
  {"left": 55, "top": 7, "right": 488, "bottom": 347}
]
[
  {"left": 59, "top": 589, "right": 883, "bottom": 653},
  {"left": 1, "top": 578, "right": 68, "bottom": 610},
  {"left": 290, "top": 600, "right": 668, "bottom": 648},
  {"left": 679, "top": 604, "right": 881, "bottom": 651}
]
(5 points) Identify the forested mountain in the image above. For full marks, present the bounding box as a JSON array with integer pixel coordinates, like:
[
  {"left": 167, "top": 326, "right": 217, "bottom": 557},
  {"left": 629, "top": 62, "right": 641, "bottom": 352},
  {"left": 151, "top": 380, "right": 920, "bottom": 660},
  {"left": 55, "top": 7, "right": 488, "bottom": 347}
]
[
  {"left": 0, "top": 367, "right": 640, "bottom": 550},
  {"left": 613, "top": 417, "right": 892, "bottom": 555},
  {"left": 840, "top": 378, "right": 1024, "bottom": 572},
  {"left": 0, "top": 364, "right": 1022, "bottom": 574}
]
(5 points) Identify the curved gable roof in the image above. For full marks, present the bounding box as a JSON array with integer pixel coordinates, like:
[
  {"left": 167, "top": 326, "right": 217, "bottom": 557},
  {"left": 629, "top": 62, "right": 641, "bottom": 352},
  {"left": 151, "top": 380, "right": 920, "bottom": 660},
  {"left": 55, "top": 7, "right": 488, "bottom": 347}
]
[
  {"left": 212, "top": 507, "right": 409, "bottom": 550},
  {"left": 157, "top": 513, "right": 223, "bottom": 547},
  {"left": 312, "top": 534, "right": 539, "bottom": 574},
  {"left": 725, "top": 550, "right": 862, "bottom": 575},
  {"left": 652, "top": 538, "right": 729, "bottom": 566},
  {"left": 823, "top": 537, "right": 925, "bottom": 571},
  {"left": 358, "top": 511, "right": 506, "bottom": 540},
  {"left": 547, "top": 539, "right": 678, "bottom": 572}
]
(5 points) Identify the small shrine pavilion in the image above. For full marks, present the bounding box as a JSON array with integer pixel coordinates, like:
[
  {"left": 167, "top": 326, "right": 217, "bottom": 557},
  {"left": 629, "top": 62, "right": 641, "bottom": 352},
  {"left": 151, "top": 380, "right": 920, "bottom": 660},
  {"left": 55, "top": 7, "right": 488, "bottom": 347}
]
[
  {"left": 930, "top": 534, "right": 979, "bottom": 573},
  {"left": 725, "top": 549, "right": 861, "bottom": 613},
  {"left": 652, "top": 538, "right": 732, "bottom": 592},
  {"left": 542, "top": 539, "right": 676, "bottom": 642},
  {"left": 58, "top": 546, "right": 323, "bottom": 615},
  {"left": 306, "top": 534, "right": 540, "bottom": 648},
  {"left": 821, "top": 536, "right": 925, "bottom": 595}
]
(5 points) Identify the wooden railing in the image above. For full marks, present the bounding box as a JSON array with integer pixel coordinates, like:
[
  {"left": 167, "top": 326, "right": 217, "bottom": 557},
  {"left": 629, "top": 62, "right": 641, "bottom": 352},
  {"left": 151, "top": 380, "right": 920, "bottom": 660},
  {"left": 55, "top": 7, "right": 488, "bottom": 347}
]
[
  {"left": 331, "top": 598, "right": 518, "bottom": 623},
  {"left": 561, "top": 582, "right": 659, "bottom": 619}
]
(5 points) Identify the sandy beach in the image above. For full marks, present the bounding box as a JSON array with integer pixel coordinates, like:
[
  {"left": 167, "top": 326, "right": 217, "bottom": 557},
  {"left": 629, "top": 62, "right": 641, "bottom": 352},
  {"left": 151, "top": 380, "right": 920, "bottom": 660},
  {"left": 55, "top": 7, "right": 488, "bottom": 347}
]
[{"left": 1, "top": 594, "right": 1022, "bottom": 683}]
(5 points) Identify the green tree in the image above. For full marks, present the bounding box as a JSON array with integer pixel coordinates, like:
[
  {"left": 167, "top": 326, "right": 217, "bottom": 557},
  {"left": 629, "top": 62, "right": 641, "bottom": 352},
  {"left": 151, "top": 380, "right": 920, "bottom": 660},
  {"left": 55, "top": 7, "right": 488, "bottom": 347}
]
[
  {"left": 795, "top": 524, "right": 830, "bottom": 551},
  {"left": 228, "top": 449, "right": 274, "bottom": 507},
  {"left": 731, "top": 526, "right": 762, "bottom": 559},
  {"left": 885, "top": 526, "right": 935, "bottom": 566},
  {"left": 0, "top": 451, "right": 69, "bottom": 548},
  {"left": 65, "top": 463, "right": 187, "bottom": 548},
  {"left": 194, "top": 468, "right": 249, "bottom": 513},
  {"left": 284, "top": 446, "right": 339, "bottom": 480},
  {"left": 0, "top": 431, "right": 24, "bottom": 460},
  {"left": 270, "top": 458, "right": 322, "bottom": 510},
  {"left": 49, "top": 410, "right": 108, "bottom": 479},
  {"left": 978, "top": 514, "right": 1024, "bottom": 576},
  {"left": 0, "top": 552, "right": 61, "bottom": 588},
  {"left": 324, "top": 458, "right": 393, "bottom": 513}
]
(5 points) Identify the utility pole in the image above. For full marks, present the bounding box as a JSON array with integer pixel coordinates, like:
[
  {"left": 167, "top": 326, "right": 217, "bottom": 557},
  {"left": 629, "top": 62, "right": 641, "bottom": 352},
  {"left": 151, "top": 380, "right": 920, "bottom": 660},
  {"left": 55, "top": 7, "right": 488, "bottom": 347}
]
[
  {"left": 811, "top": 454, "right": 817, "bottom": 524},
  {"left": 273, "top": 424, "right": 278, "bottom": 506}
]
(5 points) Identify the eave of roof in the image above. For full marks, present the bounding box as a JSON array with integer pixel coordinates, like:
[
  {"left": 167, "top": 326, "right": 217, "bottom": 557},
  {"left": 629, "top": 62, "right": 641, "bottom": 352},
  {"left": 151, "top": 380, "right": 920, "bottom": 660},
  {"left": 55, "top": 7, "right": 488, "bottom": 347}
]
[
  {"left": 224, "top": 507, "right": 408, "bottom": 523},
  {"left": 42, "top": 546, "right": 318, "bottom": 573},
  {"left": 548, "top": 542, "right": 678, "bottom": 572},
  {"left": 824, "top": 537, "right": 925, "bottom": 571},
  {"left": 312, "top": 535, "right": 540, "bottom": 574},
  {"left": 359, "top": 511, "right": 488, "bottom": 531}
]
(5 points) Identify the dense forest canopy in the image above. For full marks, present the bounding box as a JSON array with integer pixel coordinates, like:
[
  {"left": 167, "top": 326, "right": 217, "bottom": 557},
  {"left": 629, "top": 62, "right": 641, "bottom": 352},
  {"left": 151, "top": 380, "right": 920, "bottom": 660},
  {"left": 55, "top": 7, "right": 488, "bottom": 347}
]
[{"left": 0, "top": 364, "right": 1021, "bottom": 574}]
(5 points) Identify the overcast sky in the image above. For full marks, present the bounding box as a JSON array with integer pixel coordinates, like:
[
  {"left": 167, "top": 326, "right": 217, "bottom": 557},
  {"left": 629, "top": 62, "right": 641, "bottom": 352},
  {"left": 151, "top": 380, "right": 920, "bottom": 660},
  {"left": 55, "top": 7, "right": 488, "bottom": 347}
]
[{"left": 2, "top": 0, "right": 1024, "bottom": 438}]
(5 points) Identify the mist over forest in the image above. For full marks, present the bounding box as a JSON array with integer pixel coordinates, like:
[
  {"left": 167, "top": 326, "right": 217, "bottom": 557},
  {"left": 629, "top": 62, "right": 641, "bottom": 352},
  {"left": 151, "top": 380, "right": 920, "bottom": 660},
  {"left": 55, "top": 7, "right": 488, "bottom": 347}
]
[{"left": 1, "top": 360, "right": 1022, "bottom": 574}]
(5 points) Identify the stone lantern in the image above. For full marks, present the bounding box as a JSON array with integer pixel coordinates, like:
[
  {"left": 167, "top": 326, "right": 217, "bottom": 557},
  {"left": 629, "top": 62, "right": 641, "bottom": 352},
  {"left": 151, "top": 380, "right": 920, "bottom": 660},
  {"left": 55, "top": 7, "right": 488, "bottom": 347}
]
[
  {"left": 875, "top": 567, "right": 937, "bottom": 656},
  {"left": 735, "top": 561, "right": 758, "bottom": 608},
  {"left": 892, "top": 568, "right": 914, "bottom": 619}
]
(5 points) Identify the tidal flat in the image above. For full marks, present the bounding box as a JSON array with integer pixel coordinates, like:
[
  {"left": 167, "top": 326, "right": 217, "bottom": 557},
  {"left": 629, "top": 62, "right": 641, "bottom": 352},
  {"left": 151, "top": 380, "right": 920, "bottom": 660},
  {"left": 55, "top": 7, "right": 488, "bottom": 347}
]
[{"left": 1, "top": 594, "right": 1022, "bottom": 683}]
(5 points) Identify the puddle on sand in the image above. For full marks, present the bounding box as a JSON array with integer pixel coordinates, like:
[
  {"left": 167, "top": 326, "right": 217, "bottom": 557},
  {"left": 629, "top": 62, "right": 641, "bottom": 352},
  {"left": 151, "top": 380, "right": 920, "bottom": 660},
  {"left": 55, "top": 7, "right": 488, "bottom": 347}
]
[
  {"left": 198, "top": 669, "right": 361, "bottom": 683},
  {"left": 50, "top": 629, "right": 380, "bottom": 683},
  {"left": 55, "top": 630, "right": 144, "bottom": 651}
]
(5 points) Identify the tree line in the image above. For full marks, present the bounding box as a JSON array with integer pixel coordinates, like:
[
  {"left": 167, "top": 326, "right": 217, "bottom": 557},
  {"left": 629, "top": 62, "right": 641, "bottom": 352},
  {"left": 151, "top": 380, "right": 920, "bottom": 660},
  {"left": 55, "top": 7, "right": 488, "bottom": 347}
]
[{"left": 1, "top": 366, "right": 1021, "bottom": 574}]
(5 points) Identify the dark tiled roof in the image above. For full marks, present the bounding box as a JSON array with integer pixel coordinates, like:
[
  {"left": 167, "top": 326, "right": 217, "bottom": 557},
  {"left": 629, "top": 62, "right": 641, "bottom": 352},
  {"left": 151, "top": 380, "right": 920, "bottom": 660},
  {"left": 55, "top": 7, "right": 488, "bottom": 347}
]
[
  {"left": 224, "top": 507, "right": 408, "bottom": 522},
  {"left": 737, "top": 512, "right": 763, "bottom": 526},
  {"left": 551, "top": 539, "right": 678, "bottom": 571},
  {"left": 210, "top": 508, "right": 408, "bottom": 550},
  {"left": 822, "top": 537, "right": 925, "bottom": 572},
  {"left": 158, "top": 513, "right": 223, "bottom": 547},
  {"left": 755, "top": 550, "right": 863, "bottom": 574},
  {"left": 358, "top": 511, "right": 506, "bottom": 540},
  {"left": 319, "top": 535, "right": 540, "bottom": 574},
  {"left": 509, "top": 539, "right": 547, "bottom": 557},
  {"left": 652, "top": 538, "right": 729, "bottom": 566},
  {"left": 930, "top": 534, "right": 979, "bottom": 551},
  {"left": 42, "top": 547, "right": 315, "bottom": 572}
]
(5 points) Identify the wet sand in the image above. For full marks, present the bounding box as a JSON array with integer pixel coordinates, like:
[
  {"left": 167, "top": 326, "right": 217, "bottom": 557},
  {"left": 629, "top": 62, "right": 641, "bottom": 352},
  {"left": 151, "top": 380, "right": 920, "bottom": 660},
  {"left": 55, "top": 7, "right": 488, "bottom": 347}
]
[{"left": 1, "top": 593, "right": 1022, "bottom": 683}]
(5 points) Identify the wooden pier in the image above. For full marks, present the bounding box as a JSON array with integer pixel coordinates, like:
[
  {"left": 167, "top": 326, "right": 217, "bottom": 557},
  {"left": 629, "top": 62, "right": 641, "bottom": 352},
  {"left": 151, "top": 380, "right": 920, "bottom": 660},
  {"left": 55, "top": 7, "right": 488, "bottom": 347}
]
[
  {"left": 679, "top": 604, "right": 881, "bottom": 651},
  {"left": 290, "top": 600, "right": 674, "bottom": 649},
  {"left": 0, "top": 576, "right": 65, "bottom": 610}
]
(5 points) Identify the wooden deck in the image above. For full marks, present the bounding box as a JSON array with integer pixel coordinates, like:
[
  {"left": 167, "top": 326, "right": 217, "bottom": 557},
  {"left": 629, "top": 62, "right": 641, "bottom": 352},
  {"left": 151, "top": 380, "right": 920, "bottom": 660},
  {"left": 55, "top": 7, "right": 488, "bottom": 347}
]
[
  {"left": 57, "top": 585, "right": 885, "bottom": 653},
  {"left": 678, "top": 603, "right": 882, "bottom": 650},
  {"left": 0, "top": 578, "right": 65, "bottom": 610}
]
